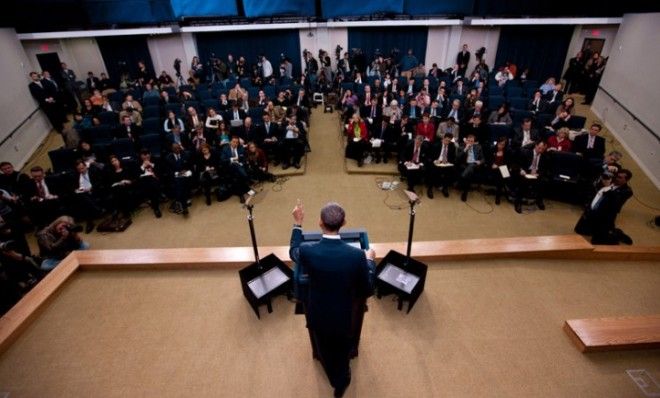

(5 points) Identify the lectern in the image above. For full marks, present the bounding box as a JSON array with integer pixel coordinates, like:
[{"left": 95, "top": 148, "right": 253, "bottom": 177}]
[
  {"left": 238, "top": 193, "right": 293, "bottom": 318},
  {"left": 375, "top": 190, "right": 428, "bottom": 313}
]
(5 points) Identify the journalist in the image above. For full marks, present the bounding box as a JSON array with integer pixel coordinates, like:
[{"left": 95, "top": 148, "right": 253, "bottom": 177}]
[{"left": 37, "top": 216, "right": 90, "bottom": 270}]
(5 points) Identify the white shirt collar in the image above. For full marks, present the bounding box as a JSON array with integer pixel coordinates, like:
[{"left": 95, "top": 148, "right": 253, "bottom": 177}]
[{"left": 322, "top": 234, "right": 341, "bottom": 240}]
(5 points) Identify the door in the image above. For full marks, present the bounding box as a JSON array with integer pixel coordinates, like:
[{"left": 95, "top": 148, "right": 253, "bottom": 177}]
[
  {"left": 36, "top": 52, "right": 64, "bottom": 84},
  {"left": 582, "top": 38, "right": 605, "bottom": 57}
]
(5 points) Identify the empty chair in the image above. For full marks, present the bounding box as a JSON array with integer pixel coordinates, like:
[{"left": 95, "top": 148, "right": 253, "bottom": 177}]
[
  {"left": 508, "top": 97, "right": 527, "bottom": 111},
  {"left": 247, "top": 87, "right": 259, "bottom": 100},
  {"left": 340, "top": 82, "right": 354, "bottom": 94},
  {"left": 264, "top": 85, "right": 277, "bottom": 99},
  {"left": 111, "top": 138, "right": 137, "bottom": 160},
  {"left": 548, "top": 151, "right": 583, "bottom": 183},
  {"left": 488, "top": 124, "right": 514, "bottom": 142},
  {"left": 239, "top": 78, "right": 252, "bottom": 88},
  {"left": 197, "top": 89, "right": 212, "bottom": 100},
  {"left": 355, "top": 83, "right": 365, "bottom": 95},
  {"left": 143, "top": 105, "right": 161, "bottom": 119},
  {"left": 248, "top": 106, "right": 265, "bottom": 122},
  {"left": 488, "top": 95, "right": 505, "bottom": 110},
  {"left": 139, "top": 134, "right": 162, "bottom": 158},
  {"left": 142, "top": 117, "right": 162, "bottom": 135},
  {"left": 109, "top": 91, "right": 124, "bottom": 103},
  {"left": 143, "top": 96, "right": 160, "bottom": 107},
  {"left": 86, "top": 125, "right": 114, "bottom": 144},
  {"left": 535, "top": 113, "right": 554, "bottom": 129},
  {"left": 488, "top": 85, "right": 504, "bottom": 96},
  {"left": 165, "top": 86, "right": 177, "bottom": 97},
  {"left": 202, "top": 99, "right": 220, "bottom": 113},
  {"left": 98, "top": 111, "right": 118, "bottom": 126},
  {"left": 48, "top": 148, "right": 78, "bottom": 173},
  {"left": 567, "top": 115, "right": 587, "bottom": 130},
  {"left": 522, "top": 80, "right": 539, "bottom": 96},
  {"left": 183, "top": 100, "right": 200, "bottom": 113},
  {"left": 506, "top": 86, "right": 523, "bottom": 98},
  {"left": 165, "top": 103, "right": 183, "bottom": 117}
]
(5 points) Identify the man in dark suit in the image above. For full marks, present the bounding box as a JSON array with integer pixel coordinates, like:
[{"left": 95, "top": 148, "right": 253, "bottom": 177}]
[
  {"left": 279, "top": 115, "right": 306, "bottom": 169},
  {"left": 512, "top": 118, "right": 540, "bottom": 152},
  {"left": 456, "top": 44, "right": 471, "bottom": 76},
  {"left": 220, "top": 137, "right": 251, "bottom": 201},
  {"left": 399, "top": 135, "right": 431, "bottom": 192},
  {"left": 574, "top": 169, "right": 633, "bottom": 244},
  {"left": 28, "top": 72, "right": 65, "bottom": 132},
  {"left": 165, "top": 143, "right": 193, "bottom": 215},
  {"left": 289, "top": 201, "right": 375, "bottom": 398},
  {"left": 70, "top": 160, "right": 104, "bottom": 232},
  {"left": 257, "top": 113, "right": 281, "bottom": 163},
  {"left": 115, "top": 115, "right": 143, "bottom": 144},
  {"left": 86, "top": 71, "right": 100, "bottom": 92},
  {"left": 426, "top": 133, "right": 457, "bottom": 198},
  {"left": 512, "top": 141, "right": 548, "bottom": 213},
  {"left": 20, "top": 166, "right": 63, "bottom": 228},
  {"left": 573, "top": 123, "right": 606, "bottom": 162},
  {"left": 527, "top": 90, "right": 548, "bottom": 115}
]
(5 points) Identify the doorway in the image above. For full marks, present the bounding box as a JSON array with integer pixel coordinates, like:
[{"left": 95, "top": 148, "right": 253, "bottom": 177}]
[
  {"left": 582, "top": 38, "right": 605, "bottom": 57},
  {"left": 36, "top": 52, "right": 63, "bottom": 84}
]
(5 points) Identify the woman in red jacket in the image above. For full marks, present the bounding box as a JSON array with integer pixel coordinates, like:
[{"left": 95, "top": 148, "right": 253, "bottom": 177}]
[{"left": 345, "top": 113, "right": 370, "bottom": 167}]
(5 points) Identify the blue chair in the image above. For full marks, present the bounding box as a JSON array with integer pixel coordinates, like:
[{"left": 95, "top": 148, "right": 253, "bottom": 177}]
[
  {"left": 98, "top": 111, "right": 118, "bottom": 126},
  {"left": 165, "top": 103, "right": 183, "bottom": 117},
  {"left": 508, "top": 97, "right": 527, "bottom": 111},
  {"left": 488, "top": 124, "right": 514, "bottom": 142},
  {"left": 142, "top": 118, "right": 162, "bottom": 135},
  {"left": 488, "top": 85, "right": 503, "bottom": 96},
  {"left": 139, "top": 134, "right": 162, "bottom": 158},
  {"left": 196, "top": 89, "right": 212, "bottom": 100},
  {"left": 506, "top": 86, "right": 523, "bottom": 98},
  {"left": 165, "top": 86, "right": 177, "bottom": 97},
  {"left": 143, "top": 96, "right": 160, "bottom": 107},
  {"left": 264, "top": 86, "right": 277, "bottom": 99},
  {"left": 535, "top": 114, "right": 554, "bottom": 130},
  {"left": 86, "top": 125, "right": 114, "bottom": 144},
  {"left": 488, "top": 95, "right": 505, "bottom": 110},
  {"left": 202, "top": 99, "right": 220, "bottom": 113},
  {"left": 112, "top": 138, "right": 137, "bottom": 160},
  {"left": 143, "top": 106, "right": 161, "bottom": 119}
]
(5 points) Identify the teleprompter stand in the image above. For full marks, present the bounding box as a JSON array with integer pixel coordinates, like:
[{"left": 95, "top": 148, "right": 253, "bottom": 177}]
[
  {"left": 375, "top": 190, "right": 428, "bottom": 313},
  {"left": 238, "top": 193, "right": 293, "bottom": 319}
]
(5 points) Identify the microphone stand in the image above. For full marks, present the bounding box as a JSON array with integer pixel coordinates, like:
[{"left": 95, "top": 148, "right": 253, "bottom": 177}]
[
  {"left": 403, "top": 190, "right": 420, "bottom": 268},
  {"left": 245, "top": 201, "right": 261, "bottom": 270}
]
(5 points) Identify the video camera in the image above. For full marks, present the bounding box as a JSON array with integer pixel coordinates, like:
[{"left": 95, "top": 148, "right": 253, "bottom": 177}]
[
  {"left": 66, "top": 224, "right": 84, "bottom": 234},
  {"left": 173, "top": 58, "right": 182, "bottom": 77}
]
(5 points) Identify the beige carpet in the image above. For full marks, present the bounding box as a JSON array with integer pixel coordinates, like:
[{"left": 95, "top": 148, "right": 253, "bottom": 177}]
[
  {"left": 21, "top": 98, "right": 660, "bottom": 253},
  {"left": 0, "top": 259, "right": 658, "bottom": 397}
]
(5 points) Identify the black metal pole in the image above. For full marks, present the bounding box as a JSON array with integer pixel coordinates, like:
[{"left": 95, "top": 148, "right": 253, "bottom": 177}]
[
  {"left": 246, "top": 205, "right": 260, "bottom": 268},
  {"left": 404, "top": 200, "right": 416, "bottom": 266}
]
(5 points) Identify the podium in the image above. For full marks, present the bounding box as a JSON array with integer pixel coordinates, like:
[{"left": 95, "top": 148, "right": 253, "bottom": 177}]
[
  {"left": 375, "top": 190, "right": 428, "bottom": 313},
  {"left": 238, "top": 193, "right": 293, "bottom": 318}
]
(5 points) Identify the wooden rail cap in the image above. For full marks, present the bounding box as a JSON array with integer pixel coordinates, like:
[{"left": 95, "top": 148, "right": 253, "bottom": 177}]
[{"left": 564, "top": 315, "right": 660, "bottom": 352}]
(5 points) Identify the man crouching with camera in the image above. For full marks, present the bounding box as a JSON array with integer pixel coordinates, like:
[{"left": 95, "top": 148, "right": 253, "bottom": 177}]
[{"left": 37, "top": 216, "right": 90, "bottom": 271}]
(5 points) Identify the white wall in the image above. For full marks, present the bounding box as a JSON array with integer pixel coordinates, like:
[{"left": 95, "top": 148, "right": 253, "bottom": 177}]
[
  {"left": 592, "top": 13, "right": 660, "bottom": 188},
  {"left": 147, "top": 34, "right": 188, "bottom": 79},
  {"left": 22, "top": 38, "right": 106, "bottom": 79},
  {"left": 424, "top": 26, "right": 500, "bottom": 72},
  {"left": 458, "top": 27, "right": 500, "bottom": 72},
  {"left": 299, "top": 27, "right": 348, "bottom": 72},
  {"left": 0, "top": 29, "right": 52, "bottom": 167},
  {"left": 562, "top": 24, "right": 619, "bottom": 78}
]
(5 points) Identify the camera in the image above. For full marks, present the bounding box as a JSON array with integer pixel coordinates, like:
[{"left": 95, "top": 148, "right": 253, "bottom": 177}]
[
  {"left": 173, "top": 58, "right": 182, "bottom": 77},
  {"left": 66, "top": 224, "right": 84, "bottom": 233},
  {"left": 0, "top": 240, "right": 16, "bottom": 251}
]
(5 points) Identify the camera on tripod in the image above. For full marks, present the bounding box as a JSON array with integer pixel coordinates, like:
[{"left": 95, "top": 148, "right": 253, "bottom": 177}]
[{"left": 173, "top": 58, "right": 182, "bottom": 77}]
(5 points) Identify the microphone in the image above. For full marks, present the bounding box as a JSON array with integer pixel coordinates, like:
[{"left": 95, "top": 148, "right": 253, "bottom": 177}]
[{"left": 404, "top": 190, "right": 420, "bottom": 204}]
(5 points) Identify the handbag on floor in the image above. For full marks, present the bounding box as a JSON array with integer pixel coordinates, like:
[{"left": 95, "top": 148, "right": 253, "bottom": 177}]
[{"left": 97, "top": 215, "right": 132, "bottom": 232}]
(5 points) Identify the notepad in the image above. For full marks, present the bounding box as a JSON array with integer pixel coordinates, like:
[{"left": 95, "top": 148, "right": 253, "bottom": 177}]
[
  {"left": 499, "top": 165, "right": 510, "bottom": 178},
  {"left": 247, "top": 267, "right": 290, "bottom": 299},
  {"left": 377, "top": 263, "right": 420, "bottom": 294},
  {"left": 434, "top": 161, "right": 454, "bottom": 167}
]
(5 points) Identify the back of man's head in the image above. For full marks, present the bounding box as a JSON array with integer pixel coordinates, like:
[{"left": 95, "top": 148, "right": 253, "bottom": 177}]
[{"left": 320, "top": 202, "right": 345, "bottom": 233}]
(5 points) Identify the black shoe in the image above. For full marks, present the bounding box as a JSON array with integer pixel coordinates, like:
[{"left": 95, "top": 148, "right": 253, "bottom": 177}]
[
  {"left": 205, "top": 196, "right": 212, "bottom": 206},
  {"left": 427, "top": 188, "right": 434, "bottom": 199},
  {"left": 375, "top": 157, "right": 381, "bottom": 164},
  {"left": 85, "top": 221, "right": 95, "bottom": 234},
  {"left": 273, "top": 160, "right": 280, "bottom": 167},
  {"left": 182, "top": 207, "right": 189, "bottom": 216},
  {"left": 293, "top": 162, "right": 301, "bottom": 169},
  {"left": 442, "top": 187, "right": 449, "bottom": 198},
  {"left": 357, "top": 158, "right": 364, "bottom": 167},
  {"left": 461, "top": 191, "right": 467, "bottom": 202},
  {"left": 495, "top": 196, "right": 501, "bottom": 205},
  {"left": 282, "top": 163, "right": 290, "bottom": 170},
  {"left": 383, "top": 156, "right": 388, "bottom": 164},
  {"left": 239, "top": 195, "right": 246, "bottom": 204},
  {"left": 537, "top": 201, "right": 545, "bottom": 210},
  {"left": 154, "top": 208, "right": 162, "bottom": 218},
  {"left": 515, "top": 203, "right": 522, "bottom": 214}
]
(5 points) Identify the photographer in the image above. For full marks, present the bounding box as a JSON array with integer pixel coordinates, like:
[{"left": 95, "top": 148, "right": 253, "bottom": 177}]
[{"left": 37, "top": 216, "right": 89, "bottom": 271}]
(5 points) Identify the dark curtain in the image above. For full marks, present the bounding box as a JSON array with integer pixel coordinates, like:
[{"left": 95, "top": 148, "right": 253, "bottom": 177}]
[
  {"left": 242, "top": 0, "right": 315, "bottom": 18},
  {"left": 322, "top": 0, "right": 403, "bottom": 18},
  {"left": 97, "top": 36, "right": 156, "bottom": 83},
  {"left": 85, "top": 0, "right": 173, "bottom": 25},
  {"left": 11, "top": 0, "right": 88, "bottom": 33},
  {"left": 348, "top": 27, "right": 428, "bottom": 67},
  {"left": 403, "top": 0, "right": 473, "bottom": 15},
  {"left": 196, "top": 30, "right": 302, "bottom": 77},
  {"left": 494, "top": 26, "right": 573, "bottom": 82},
  {"left": 170, "top": 0, "right": 238, "bottom": 18}
]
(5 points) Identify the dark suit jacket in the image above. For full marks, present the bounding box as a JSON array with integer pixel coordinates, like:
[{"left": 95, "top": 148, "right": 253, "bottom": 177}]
[
  {"left": 429, "top": 141, "right": 457, "bottom": 164},
  {"left": 518, "top": 148, "right": 548, "bottom": 176},
  {"left": 289, "top": 228, "right": 373, "bottom": 336},
  {"left": 403, "top": 105, "right": 422, "bottom": 120},
  {"left": 456, "top": 51, "right": 471, "bottom": 69},
  {"left": 165, "top": 151, "right": 193, "bottom": 176},
  {"left": 28, "top": 82, "right": 51, "bottom": 105},
  {"left": 527, "top": 98, "right": 548, "bottom": 114},
  {"left": 457, "top": 143, "right": 485, "bottom": 166},
  {"left": 86, "top": 77, "right": 100, "bottom": 92},
  {"left": 257, "top": 122, "right": 281, "bottom": 144},
  {"left": 512, "top": 127, "right": 541, "bottom": 150},
  {"left": 114, "top": 124, "right": 143, "bottom": 141},
  {"left": 573, "top": 134, "right": 605, "bottom": 160},
  {"left": 220, "top": 145, "right": 246, "bottom": 165}
]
